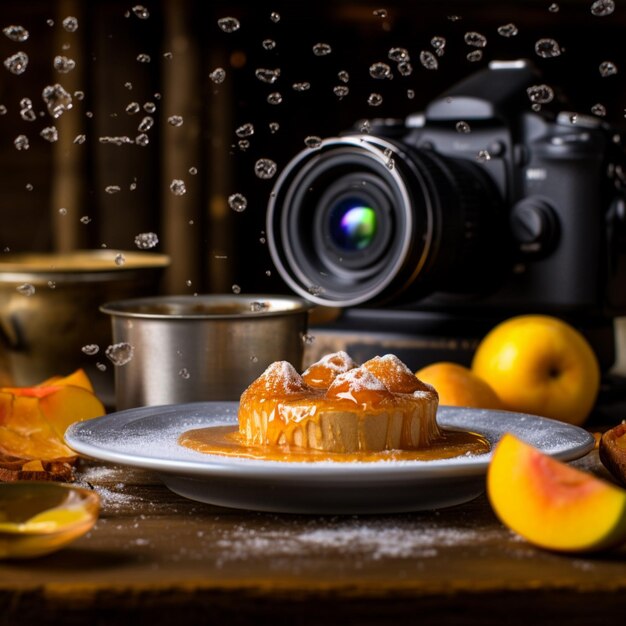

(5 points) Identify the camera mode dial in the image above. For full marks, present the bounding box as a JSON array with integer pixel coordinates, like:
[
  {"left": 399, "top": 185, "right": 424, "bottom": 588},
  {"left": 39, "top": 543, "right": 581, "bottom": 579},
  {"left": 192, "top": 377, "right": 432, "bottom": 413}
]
[{"left": 509, "top": 198, "right": 559, "bottom": 257}]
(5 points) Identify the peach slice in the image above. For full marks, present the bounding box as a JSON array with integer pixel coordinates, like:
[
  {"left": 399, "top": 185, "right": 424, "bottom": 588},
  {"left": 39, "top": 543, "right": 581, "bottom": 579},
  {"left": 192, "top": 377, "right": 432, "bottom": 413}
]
[
  {"left": 487, "top": 433, "right": 626, "bottom": 552},
  {"left": 36, "top": 368, "right": 95, "bottom": 393}
]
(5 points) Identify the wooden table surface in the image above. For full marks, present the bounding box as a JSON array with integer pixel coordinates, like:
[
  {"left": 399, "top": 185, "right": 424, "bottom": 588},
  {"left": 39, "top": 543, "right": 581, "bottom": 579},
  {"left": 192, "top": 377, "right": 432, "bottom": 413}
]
[{"left": 1, "top": 446, "right": 626, "bottom": 626}]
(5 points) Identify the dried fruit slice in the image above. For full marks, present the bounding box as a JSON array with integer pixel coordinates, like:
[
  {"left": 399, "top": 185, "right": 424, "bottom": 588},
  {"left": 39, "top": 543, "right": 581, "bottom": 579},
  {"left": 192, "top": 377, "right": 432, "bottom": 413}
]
[{"left": 599, "top": 423, "right": 626, "bottom": 486}]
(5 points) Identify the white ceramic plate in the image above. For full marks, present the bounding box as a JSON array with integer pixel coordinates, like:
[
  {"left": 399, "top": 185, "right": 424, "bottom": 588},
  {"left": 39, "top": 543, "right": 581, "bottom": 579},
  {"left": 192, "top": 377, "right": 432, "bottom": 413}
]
[{"left": 65, "top": 402, "right": 594, "bottom": 514}]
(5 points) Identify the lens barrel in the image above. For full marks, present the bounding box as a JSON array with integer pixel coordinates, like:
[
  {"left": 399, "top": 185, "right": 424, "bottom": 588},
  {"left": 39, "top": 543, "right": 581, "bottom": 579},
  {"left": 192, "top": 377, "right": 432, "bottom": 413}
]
[{"left": 267, "top": 135, "right": 504, "bottom": 307}]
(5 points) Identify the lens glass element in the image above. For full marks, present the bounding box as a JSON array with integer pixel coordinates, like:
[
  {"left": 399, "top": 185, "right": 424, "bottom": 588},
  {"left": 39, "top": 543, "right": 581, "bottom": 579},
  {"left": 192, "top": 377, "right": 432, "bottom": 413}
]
[{"left": 329, "top": 198, "right": 377, "bottom": 252}]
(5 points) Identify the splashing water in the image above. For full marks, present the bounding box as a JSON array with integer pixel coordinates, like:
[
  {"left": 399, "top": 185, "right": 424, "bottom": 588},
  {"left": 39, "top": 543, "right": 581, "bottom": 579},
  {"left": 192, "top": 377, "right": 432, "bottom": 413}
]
[
  {"left": 126, "top": 102, "right": 140, "bottom": 114},
  {"left": 105, "top": 342, "right": 134, "bottom": 366},
  {"left": 360, "top": 120, "right": 371, "bottom": 133},
  {"left": 367, "top": 93, "right": 383, "bottom": 106},
  {"left": 138, "top": 116, "right": 154, "bottom": 132},
  {"left": 397, "top": 61, "right": 413, "bottom": 76},
  {"left": 305, "top": 136, "right": 322, "bottom": 149},
  {"left": 58, "top": 207, "right": 67, "bottom": 215},
  {"left": 250, "top": 301, "right": 270, "bottom": 312},
  {"left": 105, "top": 185, "right": 121, "bottom": 194},
  {"left": 407, "top": 89, "right": 415, "bottom": 99},
  {"left": 549, "top": 3, "right": 560, "bottom": 12},
  {"left": 80, "top": 216, "right": 91, "bottom": 224},
  {"left": 254, "top": 159, "right": 277, "bottom": 179},
  {"left": 591, "top": 0, "right": 615, "bottom": 16},
  {"left": 456, "top": 121, "right": 471, "bottom": 133},
  {"left": 237, "top": 139, "right": 250, "bottom": 151},
  {"left": 170, "top": 179, "right": 187, "bottom": 196},
  {"left": 19, "top": 98, "right": 36, "bottom": 122},
  {"left": 388, "top": 47, "right": 409, "bottom": 63},
  {"left": 270, "top": 11, "right": 281, "bottom": 23},
  {"left": 430, "top": 37, "right": 446, "bottom": 56},
  {"left": 209, "top": 68, "right": 226, "bottom": 84},
  {"left": 40, "top": 126, "right": 59, "bottom": 142},
  {"left": 599, "top": 61, "right": 618, "bottom": 77},
  {"left": 373, "top": 8, "right": 388, "bottom": 18},
  {"left": 228, "top": 193, "right": 248, "bottom": 212},
  {"left": 267, "top": 92, "right": 283, "bottom": 105},
  {"left": 383, "top": 148, "right": 394, "bottom": 170},
  {"left": 497, "top": 23, "right": 519, "bottom": 37},
  {"left": 14, "top": 135, "right": 29, "bottom": 150},
  {"left": 591, "top": 103, "right": 607, "bottom": 116},
  {"left": 189, "top": 166, "right": 198, "bottom": 175},
  {"left": 476, "top": 150, "right": 491, "bottom": 162},
  {"left": 4, "top": 51, "right": 28, "bottom": 75},
  {"left": 114, "top": 253, "right": 126, "bottom": 266},
  {"left": 168, "top": 115, "right": 184, "bottom": 127},
  {"left": 527, "top": 84, "right": 554, "bottom": 104},
  {"left": 262, "top": 39, "right": 276, "bottom": 50},
  {"left": 74, "top": 134, "right": 86, "bottom": 144},
  {"left": 143, "top": 102, "right": 156, "bottom": 113},
  {"left": 535, "top": 38, "right": 562, "bottom": 58},
  {"left": 419, "top": 50, "right": 438, "bottom": 70},
  {"left": 333, "top": 85, "right": 349, "bottom": 98},
  {"left": 218, "top": 17, "right": 240, "bottom": 33},
  {"left": 135, "top": 134, "right": 149, "bottom": 146},
  {"left": 132, "top": 5, "right": 150, "bottom": 19},
  {"left": 232, "top": 284, "right": 241, "bottom": 294},
  {"left": 0, "top": 105, "right": 6, "bottom": 115},
  {"left": 179, "top": 368, "right": 191, "bottom": 379},
  {"left": 137, "top": 53, "right": 151, "bottom": 63},
  {"left": 369, "top": 62, "right": 392, "bottom": 79},
  {"left": 82, "top": 344, "right": 99, "bottom": 355},
  {"left": 466, "top": 50, "right": 483, "bottom": 62},
  {"left": 3, "top": 25, "right": 29, "bottom": 42},
  {"left": 269, "top": 122, "right": 280, "bottom": 133},
  {"left": 62, "top": 16, "right": 78, "bottom": 32},
  {"left": 312, "top": 43, "right": 332, "bottom": 56},
  {"left": 338, "top": 70, "right": 350, "bottom": 83},
  {"left": 42, "top": 84, "right": 73, "bottom": 118},
  {"left": 292, "top": 82, "right": 311, "bottom": 91},
  {"left": 255, "top": 67, "right": 280, "bottom": 83},
  {"left": 134, "top": 232, "right": 159, "bottom": 249},
  {"left": 100, "top": 136, "right": 134, "bottom": 145}
]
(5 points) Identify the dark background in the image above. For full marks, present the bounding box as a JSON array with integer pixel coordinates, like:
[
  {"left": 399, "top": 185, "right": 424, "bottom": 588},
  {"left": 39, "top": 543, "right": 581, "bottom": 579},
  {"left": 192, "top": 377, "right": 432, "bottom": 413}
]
[{"left": 1, "top": 0, "right": 625, "bottom": 296}]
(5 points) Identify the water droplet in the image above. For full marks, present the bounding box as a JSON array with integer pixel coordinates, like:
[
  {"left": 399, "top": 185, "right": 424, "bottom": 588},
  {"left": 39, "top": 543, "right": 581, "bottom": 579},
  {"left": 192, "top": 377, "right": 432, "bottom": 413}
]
[
  {"left": 464, "top": 31, "right": 487, "bottom": 47},
  {"left": 305, "top": 136, "right": 322, "bottom": 149},
  {"left": 591, "top": 0, "right": 615, "bottom": 16},
  {"left": 262, "top": 39, "right": 276, "bottom": 50},
  {"left": 338, "top": 70, "right": 350, "bottom": 83},
  {"left": 333, "top": 85, "right": 349, "bottom": 98},
  {"left": 397, "top": 62, "right": 413, "bottom": 76},
  {"left": 254, "top": 158, "right": 277, "bottom": 179},
  {"left": 367, "top": 93, "right": 383, "bottom": 106},
  {"left": 369, "top": 62, "right": 393, "bottom": 79},
  {"left": 163, "top": 52, "right": 173, "bottom": 60},
  {"left": 477, "top": 150, "right": 491, "bottom": 162},
  {"left": 54, "top": 55, "right": 75, "bottom": 73},
  {"left": 360, "top": 120, "right": 371, "bottom": 134},
  {"left": 40, "top": 126, "right": 59, "bottom": 142},
  {"left": 466, "top": 50, "right": 483, "bottom": 62},
  {"left": 96, "top": 362, "right": 107, "bottom": 372},
  {"left": 185, "top": 279, "right": 192, "bottom": 287},
  {"left": 136, "top": 53, "right": 151, "bottom": 63},
  {"left": 419, "top": 50, "right": 438, "bottom": 70},
  {"left": 373, "top": 8, "right": 388, "bottom": 18},
  {"left": 430, "top": 36, "right": 446, "bottom": 56},
  {"left": 312, "top": 43, "right": 332, "bottom": 56},
  {"left": 388, "top": 47, "right": 409, "bottom": 63},
  {"left": 126, "top": 102, "right": 140, "bottom": 114},
  {"left": 498, "top": 23, "right": 519, "bottom": 37},
  {"left": 46, "top": 19, "right": 54, "bottom": 27},
  {"left": 599, "top": 61, "right": 618, "bottom": 77},
  {"left": 58, "top": 207, "right": 67, "bottom": 215},
  {"left": 4, "top": 51, "right": 28, "bottom": 75},
  {"left": 267, "top": 92, "right": 282, "bottom": 105},
  {"left": 74, "top": 134, "right": 86, "bottom": 144},
  {"left": 209, "top": 67, "right": 226, "bottom": 84},
  {"left": 301, "top": 332, "right": 316, "bottom": 345},
  {"left": 105, "top": 342, "right": 134, "bottom": 366},
  {"left": 25, "top": 183, "right": 33, "bottom": 191},
  {"left": 535, "top": 38, "right": 561, "bottom": 58},
  {"left": 217, "top": 17, "right": 240, "bottom": 33},
  {"left": 115, "top": 253, "right": 126, "bottom": 266},
  {"left": 0, "top": 105, "right": 6, "bottom": 115},
  {"left": 143, "top": 102, "right": 156, "bottom": 113},
  {"left": 249, "top": 355, "right": 259, "bottom": 363},
  {"left": 3, "top": 25, "right": 29, "bottom": 42},
  {"left": 527, "top": 84, "right": 554, "bottom": 104},
  {"left": 138, "top": 116, "right": 154, "bottom": 132},
  {"left": 228, "top": 193, "right": 247, "bottom": 212},
  {"left": 231, "top": 284, "right": 241, "bottom": 294},
  {"left": 47, "top": 281, "right": 56, "bottom": 289},
  {"left": 134, "top": 134, "right": 149, "bottom": 146},
  {"left": 179, "top": 368, "right": 191, "bottom": 379},
  {"left": 80, "top": 216, "right": 91, "bottom": 224},
  {"left": 42, "top": 83, "right": 73, "bottom": 118},
  {"left": 124, "top": 81, "right": 133, "bottom": 90},
  {"left": 17, "top": 283, "right": 35, "bottom": 296},
  {"left": 168, "top": 115, "right": 183, "bottom": 127},
  {"left": 292, "top": 82, "right": 311, "bottom": 91},
  {"left": 170, "top": 179, "right": 187, "bottom": 195},
  {"left": 62, "top": 16, "right": 78, "bottom": 32},
  {"left": 265, "top": 270, "right": 272, "bottom": 276},
  {"left": 132, "top": 5, "right": 150, "bottom": 19},
  {"left": 250, "top": 300, "right": 269, "bottom": 312},
  {"left": 189, "top": 166, "right": 198, "bottom": 175},
  {"left": 105, "top": 185, "right": 121, "bottom": 194},
  {"left": 14, "top": 135, "right": 29, "bottom": 151},
  {"left": 548, "top": 3, "right": 560, "bottom": 12},
  {"left": 456, "top": 121, "right": 471, "bottom": 133},
  {"left": 134, "top": 232, "right": 158, "bottom": 249},
  {"left": 74, "top": 90, "right": 84, "bottom": 100},
  {"left": 531, "top": 103, "right": 542, "bottom": 112},
  {"left": 82, "top": 344, "right": 99, "bottom": 355},
  {"left": 383, "top": 148, "right": 395, "bottom": 170},
  {"left": 19, "top": 98, "right": 36, "bottom": 122},
  {"left": 407, "top": 89, "right": 415, "bottom": 99},
  {"left": 270, "top": 11, "right": 281, "bottom": 23},
  {"left": 591, "top": 103, "right": 607, "bottom": 116},
  {"left": 235, "top": 123, "right": 254, "bottom": 137},
  {"left": 269, "top": 122, "right": 280, "bottom": 133},
  {"left": 255, "top": 67, "right": 280, "bottom": 83}
]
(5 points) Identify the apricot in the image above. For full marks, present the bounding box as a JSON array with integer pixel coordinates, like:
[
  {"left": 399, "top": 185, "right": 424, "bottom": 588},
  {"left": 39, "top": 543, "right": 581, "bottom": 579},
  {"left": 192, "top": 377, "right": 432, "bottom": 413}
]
[
  {"left": 415, "top": 362, "right": 502, "bottom": 409},
  {"left": 37, "top": 368, "right": 95, "bottom": 393},
  {"left": 488, "top": 433, "right": 626, "bottom": 552}
]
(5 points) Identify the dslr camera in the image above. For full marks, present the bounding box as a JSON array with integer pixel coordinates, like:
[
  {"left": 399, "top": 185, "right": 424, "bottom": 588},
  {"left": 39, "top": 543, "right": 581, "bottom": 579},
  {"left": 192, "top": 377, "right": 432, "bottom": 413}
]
[{"left": 267, "top": 60, "right": 626, "bottom": 325}]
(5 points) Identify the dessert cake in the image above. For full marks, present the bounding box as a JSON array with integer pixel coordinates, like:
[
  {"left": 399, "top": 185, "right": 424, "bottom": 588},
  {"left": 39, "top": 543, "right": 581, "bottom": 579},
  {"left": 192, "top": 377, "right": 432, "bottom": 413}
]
[{"left": 238, "top": 351, "right": 440, "bottom": 453}]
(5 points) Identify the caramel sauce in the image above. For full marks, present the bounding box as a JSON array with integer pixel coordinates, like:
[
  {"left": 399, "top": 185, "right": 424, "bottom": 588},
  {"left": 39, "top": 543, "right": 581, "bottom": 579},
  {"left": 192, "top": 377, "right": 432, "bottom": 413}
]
[{"left": 179, "top": 425, "right": 490, "bottom": 463}]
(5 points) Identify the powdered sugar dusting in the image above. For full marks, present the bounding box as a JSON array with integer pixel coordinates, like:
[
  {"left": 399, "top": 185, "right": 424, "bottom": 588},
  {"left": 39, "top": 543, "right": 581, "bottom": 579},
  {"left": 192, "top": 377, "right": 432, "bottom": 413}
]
[
  {"left": 363, "top": 354, "right": 433, "bottom": 394},
  {"left": 302, "top": 350, "right": 357, "bottom": 388},
  {"left": 248, "top": 360, "right": 307, "bottom": 395},
  {"left": 328, "top": 366, "right": 388, "bottom": 395}
]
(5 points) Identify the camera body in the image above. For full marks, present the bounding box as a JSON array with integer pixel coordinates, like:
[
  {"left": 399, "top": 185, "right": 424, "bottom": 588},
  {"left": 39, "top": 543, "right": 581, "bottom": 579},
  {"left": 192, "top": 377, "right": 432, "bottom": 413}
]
[{"left": 267, "top": 60, "right": 626, "bottom": 322}]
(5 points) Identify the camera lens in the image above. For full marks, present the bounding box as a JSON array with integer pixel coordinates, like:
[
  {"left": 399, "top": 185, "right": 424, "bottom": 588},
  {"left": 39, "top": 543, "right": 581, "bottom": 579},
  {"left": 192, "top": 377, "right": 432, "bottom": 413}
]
[{"left": 267, "top": 135, "right": 504, "bottom": 307}]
